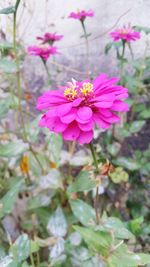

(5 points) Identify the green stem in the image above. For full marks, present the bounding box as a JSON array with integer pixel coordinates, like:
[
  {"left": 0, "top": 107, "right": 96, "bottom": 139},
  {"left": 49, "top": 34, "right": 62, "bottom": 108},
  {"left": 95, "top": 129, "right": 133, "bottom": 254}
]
[
  {"left": 128, "top": 42, "right": 134, "bottom": 59},
  {"left": 41, "top": 58, "right": 51, "bottom": 84},
  {"left": 81, "top": 20, "right": 89, "bottom": 77},
  {"left": 13, "top": 0, "right": 26, "bottom": 140},
  {"left": 30, "top": 253, "right": 35, "bottom": 267},
  {"left": 89, "top": 142, "right": 100, "bottom": 224},
  {"left": 120, "top": 40, "right": 126, "bottom": 84},
  {"left": 89, "top": 142, "right": 99, "bottom": 172}
]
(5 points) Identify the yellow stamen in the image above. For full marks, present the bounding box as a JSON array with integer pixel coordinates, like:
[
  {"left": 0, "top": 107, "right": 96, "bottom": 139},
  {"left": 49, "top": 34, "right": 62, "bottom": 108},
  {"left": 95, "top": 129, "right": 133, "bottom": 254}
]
[
  {"left": 64, "top": 88, "right": 71, "bottom": 96},
  {"left": 80, "top": 82, "right": 93, "bottom": 96},
  {"left": 64, "top": 88, "right": 77, "bottom": 99}
]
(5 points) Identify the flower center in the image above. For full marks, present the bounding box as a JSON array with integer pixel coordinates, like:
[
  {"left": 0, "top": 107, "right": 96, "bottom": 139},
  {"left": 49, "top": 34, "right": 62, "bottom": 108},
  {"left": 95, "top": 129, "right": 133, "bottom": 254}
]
[{"left": 64, "top": 82, "right": 94, "bottom": 101}]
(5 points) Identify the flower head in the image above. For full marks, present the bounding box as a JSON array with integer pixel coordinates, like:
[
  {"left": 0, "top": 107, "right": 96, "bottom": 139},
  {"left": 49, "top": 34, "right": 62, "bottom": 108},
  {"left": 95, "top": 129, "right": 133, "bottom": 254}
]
[
  {"left": 36, "top": 32, "right": 63, "bottom": 45},
  {"left": 28, "top": 44, "right": 58, "bottom": 60},
  {"left": 110, "top": 25, "right": 140, "bottom": 42},
  {"left": 69, "top": 9, "right": 94, "bottom": 21},
  {"left": 37, "top": 74, "right": 129, "bottom": 144}
]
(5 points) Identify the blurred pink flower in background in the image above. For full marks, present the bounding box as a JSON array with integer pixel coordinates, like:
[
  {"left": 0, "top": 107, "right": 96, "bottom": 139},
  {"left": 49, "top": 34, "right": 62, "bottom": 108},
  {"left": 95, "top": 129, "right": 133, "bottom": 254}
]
[
  {"left": 36, "top": 32, "right": 63, "bottom": 45},
  {"left": 69, "top": 9, "right": 94, "bottom": 21},
  {"left": 37, "top": 74, "right": 129, "bottom": 144},
  {"left": 110, "top": 25, "right": 140, "bottom": 42},
  {"left": 28, "top": 45, "right": 58, "bottom": 60}
]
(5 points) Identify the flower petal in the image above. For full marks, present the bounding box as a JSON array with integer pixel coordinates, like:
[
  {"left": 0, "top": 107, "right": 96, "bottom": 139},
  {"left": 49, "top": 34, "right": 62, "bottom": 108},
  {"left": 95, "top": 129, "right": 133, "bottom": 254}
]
[
  {"left": 77, "top": 130, "right": 93, "bottom": 144},
  {"left": 77, "top": 107, "right": 93, "bottom": 121},
  {"left": 78, "top": 120, "right": 94, "bottom": 131},
  {"left": 63, "top": 122, "right": 80, "bottom": 141}
]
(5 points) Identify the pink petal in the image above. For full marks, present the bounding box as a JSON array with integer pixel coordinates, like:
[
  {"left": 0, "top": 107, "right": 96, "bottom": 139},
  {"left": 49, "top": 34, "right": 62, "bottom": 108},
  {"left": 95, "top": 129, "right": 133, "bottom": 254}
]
[
  {"left": 39, "top": 115, "right": 46, "bottom": 127},
  {"left": 111, "top": 101, "right": 129, "bottom": 112},
  {"left": 77, "top": 107, "right": 93, "bottom": 121},
  {"left": 78, "top": 119, "right": 94, "bottom": 131},
  {"left": 94, "top": 101, "right": 113, "bottom": 108},
  {"left": 63, "top": 122, "right": 80, "bottom": 141},
  {"left": 77, "top": 130, "right": 93, "bottom": 144},
  {"left": 94, "top": 114, "right": 110, "bottom": 129},
  {"left": 72, "top": 98, "right": 83, "bottom": 107},
  {"left": 47, "top": 117, "right": 68, "bottom": 133},
  {"left": 56, "top": 102, "right": 73, "bottom": 116},
  {"left": 60, "top": 108, "right": 77, "bottom": 123}
]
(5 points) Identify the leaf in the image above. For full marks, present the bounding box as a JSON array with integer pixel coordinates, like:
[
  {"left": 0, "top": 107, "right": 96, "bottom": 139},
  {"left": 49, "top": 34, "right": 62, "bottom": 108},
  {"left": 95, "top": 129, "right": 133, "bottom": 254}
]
[
  {"left": 0, "top": 6, "right": 16, "bottom": 14},
  {"left": 0, "top": 41, "right": 13, "bottom": 50},
  {"left": 39, "top": 170, "right": 63, "bottom": 190},
  {"left": 109, "top": 167, "right": 129, "bottom": 184},
  {"left": 47, "top": 207, "right": 67, "bottom": 237},
  {"left": 107, "top": 143, "right": 121, "bottom": 157},
  {"left": 69, "top": 150, "right": 90, "bottom": 166},
  {"left": 114, "top": 157, "right": 140, "bottom": 171},
  {"left": 47, "top": 134, "right": 62, "bottom": 165},
  {"left": 127, "top": 217, "right": 143, "bottom": 236},
  {"left": 67, "top": 171, "right": 96, "bottom": 194},
  {"left": 70, "top": 199, "right": 96, "bottom": 226},
  {"left": 0, "top": 140, "right": 29, "bottom": 158},
  {"left": 49, "top": 237, "right": 65, "bottom": 259},
  {"left": 0, "top": 94, "right": 19, "bottom": 119},
  {"left": 0, "top": 59, "right": 17, "bottom": 73},
  {"left": 0, "top": 179, "right": 24, "bottom": 219},
  {"left": 107, "top": 244, "right": 150, "bottom": 267},
  {"left": 139, "top": 109, "right": 150, "bottom": 119},
  {"left": 129, "top": 120, "right": 145, "bottom": 134},
  {"left": 0, "top": 255, "right": 18, "bottom": 267},
  {"left": 74, "top": 226, "right": 112, "bottom": 257},
  {"left": 27, "top": 193, "right": 52, "bottom": 210},
  {"left": 134, "top": 25, "right": 150, "bottom": 34},
  {"left": 98, "top": 217, "right": 133, "bottom": 240},
  {"left": 11, "top": 234, "right": 30, "bottom": 263}
]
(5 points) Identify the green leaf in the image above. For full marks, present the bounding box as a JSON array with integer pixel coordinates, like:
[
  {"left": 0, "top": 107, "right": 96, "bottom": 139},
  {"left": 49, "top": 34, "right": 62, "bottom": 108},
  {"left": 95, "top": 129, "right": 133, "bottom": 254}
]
[
  {"left": 0, "top": 178, "right": 24, "bottom": 219},
  {"left": 39, "top": 170, "right": 63, "bottom": 190},
  {"left": 114, "top": 157, "right": 141, "bottom": 171},
  {"left": 139, "top": 109, "right": 150, "bottom": 119},
  {"left": 98, "top": 217, "right": 133, "bottom": 239},
  {"left": 107, "top": 143, "right": 121, "bottom": 157},
  {"left": 109, "top": 167, "right": 129, "bottom": 184},
  {"left": 127, "top": 217, "right": 143, "bottom": 236},
  {"left": 0, "top": 58, "right": 17, "bottom": 73},
  {"left": 67, "top": 171, "right": 96, "bottom": 194},
  {"left": 0, "top": 41, "right": 13, "bottom": 50},
  {"left": 47, "top": 133, "right": 62, "bottom": 165},
  {"left": 0, "top": 94, "right": 19, "bottom": 119},
  {"left": 134, "top": 25, "right": 150, "bottom": 34},
  {"left": 74, "top": 226, "right": 112, "bottom": 257},
  {"left": 0, "top": 140, "right": 29, "bottom": 158},
  {"left": 27, "top": 193, "right": 52, "bottom": 210},
  {"left": 0, "top": 255, "right": 19, "bottom": 267},
  {"left": 47, "top": 207, "right": 67, "bottom": 237},
  {"left": 107, "top": 244, "right": 150, "bottom": 267},
  {"left": 0, "top": 6, "right": 16, "bottom": 14},
  {"left": 11, "top": 234, "right": 30, "bottom": 263},
  {"left": 70, "top": 199, "right": 96, "bottom": 226},
  {"left": 129, "top": 120, "right": 145, "bottom": 134}
]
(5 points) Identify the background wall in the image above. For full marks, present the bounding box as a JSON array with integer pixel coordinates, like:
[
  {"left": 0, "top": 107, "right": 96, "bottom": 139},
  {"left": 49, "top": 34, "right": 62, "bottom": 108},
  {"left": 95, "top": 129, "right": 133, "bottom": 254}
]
[{"left": 1, "top": 0, "right": 150, "bottom": 86}]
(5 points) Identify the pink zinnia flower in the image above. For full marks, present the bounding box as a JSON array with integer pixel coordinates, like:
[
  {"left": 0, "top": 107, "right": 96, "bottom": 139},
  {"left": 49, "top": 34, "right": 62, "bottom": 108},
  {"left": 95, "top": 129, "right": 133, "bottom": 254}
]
[
  {"left": 37, "top": 74, "right": 129, "bottom": 144},
  {"left": 28, "top": 45, "right": 58, "bottom": 60},
  {"left": 69, "top": 9, "right": 94, "bottom": 21},
  {"left": 36, "top": 32, "right": 63, "bottom": 45},
  {"left": 110, "top": 25, "right": 140, "bottom": 42}
]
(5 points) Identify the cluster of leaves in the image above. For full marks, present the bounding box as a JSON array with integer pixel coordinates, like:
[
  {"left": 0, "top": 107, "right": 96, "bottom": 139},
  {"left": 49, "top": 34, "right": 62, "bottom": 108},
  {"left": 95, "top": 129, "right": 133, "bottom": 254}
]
[{"left": 0, "top": 1, "right": 150, "bottom": 267}]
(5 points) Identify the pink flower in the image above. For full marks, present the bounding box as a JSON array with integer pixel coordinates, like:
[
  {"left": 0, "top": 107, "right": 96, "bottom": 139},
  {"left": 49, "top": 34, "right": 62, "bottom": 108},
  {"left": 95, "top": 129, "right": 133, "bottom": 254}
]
[
  {"left": 37, "top": 74, "right": 129, "bottom": 144},
  {"left": 36, "top": 32, "right": 63, "bottom": 45},
  {"left": 110, "top": 25, "right": 140, "bottom": 42},
  {"left": 28, "top": 45, "right": 58, "bottom": 60},
  {"left": 69, "top": 9, "right": 94, "bottom": 21}
]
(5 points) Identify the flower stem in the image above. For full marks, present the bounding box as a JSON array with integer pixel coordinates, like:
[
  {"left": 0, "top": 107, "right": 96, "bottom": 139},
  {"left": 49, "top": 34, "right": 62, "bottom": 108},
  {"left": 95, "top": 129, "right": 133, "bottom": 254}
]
[
  {"left": 13, "top": 0, "right": 26, "bottom": 140},
  {"left": 89, "top": 142, "right": 100, "bottom": 224},
  {"left": 41, "top": 58, "right": 51, "bottom": 85},
  {"left": 81, "top": 20, "right": 90, "bottom": 77}
]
